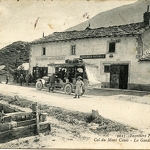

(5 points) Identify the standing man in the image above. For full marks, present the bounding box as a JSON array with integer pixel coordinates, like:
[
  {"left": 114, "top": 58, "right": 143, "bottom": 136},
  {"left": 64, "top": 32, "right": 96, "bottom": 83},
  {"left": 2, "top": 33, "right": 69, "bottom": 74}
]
[
  {"left": 25, "top": 73, "right": 30, "bottom": 86},
  {"left": 48, "top": 73, "right": 55, "bottom": 92},
  {"left": 19, "top": 74, "right": 24, "bottom": 86},
  {"left": 6, "top": 73, "right": 9, "bottom": 84}
]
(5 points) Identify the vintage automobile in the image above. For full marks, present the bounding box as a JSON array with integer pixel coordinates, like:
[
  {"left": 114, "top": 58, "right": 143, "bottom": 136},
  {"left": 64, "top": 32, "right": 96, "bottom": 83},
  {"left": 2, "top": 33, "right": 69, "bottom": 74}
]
[{"left": 35, "top": 59, "right": 101, "bottom": 95}]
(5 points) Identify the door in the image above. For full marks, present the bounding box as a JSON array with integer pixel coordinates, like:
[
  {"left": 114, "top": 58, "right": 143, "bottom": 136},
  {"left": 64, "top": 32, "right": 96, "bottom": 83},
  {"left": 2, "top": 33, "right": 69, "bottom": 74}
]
[
  {"left": 119, "top": 65, "right": 128, "bottom": 89},
  {"left": 110, "top": 65, "right": 120, "bottom": 88},
  {"left": 110, "top": 64, "right": 128, "bottom": 89}
]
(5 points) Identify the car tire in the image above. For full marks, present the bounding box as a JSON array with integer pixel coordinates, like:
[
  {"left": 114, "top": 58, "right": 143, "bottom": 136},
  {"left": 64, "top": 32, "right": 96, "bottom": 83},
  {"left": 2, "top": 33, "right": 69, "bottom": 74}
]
[
  {"left": 36, "top": 81, "right": 43, "bottom": 90},
  {"left": 64, "top": 84, "right": 72, "bottom": 95}
]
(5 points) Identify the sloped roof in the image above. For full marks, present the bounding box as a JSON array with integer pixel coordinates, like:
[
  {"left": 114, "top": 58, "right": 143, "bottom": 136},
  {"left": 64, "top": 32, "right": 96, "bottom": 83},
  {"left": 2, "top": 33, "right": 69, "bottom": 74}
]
[
  {"left": 17, "top": 63, "right": 29, "bottom": 70},
  {"left": 31, "top": 22, "right": 150, "bottom": 44}
]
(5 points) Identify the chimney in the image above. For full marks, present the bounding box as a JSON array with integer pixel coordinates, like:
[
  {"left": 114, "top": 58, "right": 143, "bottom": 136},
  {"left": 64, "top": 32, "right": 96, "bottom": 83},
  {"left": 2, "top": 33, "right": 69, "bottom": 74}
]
[
  {"left": 144, "top": 5, "right": 150, "bottom": 26},
  {"left": 43, "top": 32, "right": 44, "bottom": 38}
]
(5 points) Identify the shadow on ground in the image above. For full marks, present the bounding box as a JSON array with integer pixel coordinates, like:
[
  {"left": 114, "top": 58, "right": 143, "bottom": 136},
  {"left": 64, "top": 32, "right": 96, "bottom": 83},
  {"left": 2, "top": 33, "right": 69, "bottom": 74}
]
[{"left": 85, "top": 88, "right": 150, "bottom": 97}]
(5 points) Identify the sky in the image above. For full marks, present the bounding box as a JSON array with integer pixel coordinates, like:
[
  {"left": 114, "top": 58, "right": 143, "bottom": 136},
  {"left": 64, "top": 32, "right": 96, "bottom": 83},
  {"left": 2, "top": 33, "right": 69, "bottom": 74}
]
[{"left": 0, "top": 0, "right": 137, "bottom": 49}]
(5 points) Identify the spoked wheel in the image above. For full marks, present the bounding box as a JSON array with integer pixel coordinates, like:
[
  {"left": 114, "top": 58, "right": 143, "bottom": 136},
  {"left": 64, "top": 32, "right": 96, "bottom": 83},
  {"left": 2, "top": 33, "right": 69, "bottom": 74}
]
[
  {"left": 36, "top": 81, "right": 43, "bottom": 90},
  {"left": 64, "top": 84, "right": 72, "bottom": 95}
]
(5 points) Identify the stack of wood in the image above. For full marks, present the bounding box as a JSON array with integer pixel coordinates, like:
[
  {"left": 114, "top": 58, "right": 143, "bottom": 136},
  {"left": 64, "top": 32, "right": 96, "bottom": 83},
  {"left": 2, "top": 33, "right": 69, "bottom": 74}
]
[{"left": 0, "top": 102, "right": 51, "bottom": 143}]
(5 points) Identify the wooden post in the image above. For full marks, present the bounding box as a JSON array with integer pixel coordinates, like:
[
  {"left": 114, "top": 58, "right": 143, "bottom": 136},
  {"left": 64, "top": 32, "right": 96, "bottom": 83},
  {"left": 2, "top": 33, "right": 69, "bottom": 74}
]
[
  {"left": 40, "top": 113, "right": 47, "bottom": 122},
  {"left": 91, "top": 109, "right": 99, "bottom": 119},
  {"left": 35, "top": 102, "right": 39, "bottom": 135}
]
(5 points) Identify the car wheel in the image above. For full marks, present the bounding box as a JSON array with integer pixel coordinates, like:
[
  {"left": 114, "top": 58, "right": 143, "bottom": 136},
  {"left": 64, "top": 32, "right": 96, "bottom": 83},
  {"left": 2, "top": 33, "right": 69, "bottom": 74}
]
[
  {"left": 64, "top": 84, "right": 72, "bottom": 95},
  {"left": 36, "top": 81, "right": 43, "bottom": 90}
]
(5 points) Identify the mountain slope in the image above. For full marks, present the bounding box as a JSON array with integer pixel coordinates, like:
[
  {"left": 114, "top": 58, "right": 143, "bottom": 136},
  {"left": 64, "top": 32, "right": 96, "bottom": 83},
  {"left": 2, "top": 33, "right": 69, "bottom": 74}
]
[
  {"left": 67, "top": 0, "right": 150, "bottom": 31},
  {"left": 0, "top": 41, "right": 30, "bottom": 75}
]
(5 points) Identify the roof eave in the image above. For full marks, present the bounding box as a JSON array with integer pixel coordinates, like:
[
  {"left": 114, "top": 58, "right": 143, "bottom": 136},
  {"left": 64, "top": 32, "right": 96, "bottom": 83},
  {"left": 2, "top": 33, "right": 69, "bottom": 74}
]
[{"left": 31, "top": 33, "right": 140, "bottom": 45}]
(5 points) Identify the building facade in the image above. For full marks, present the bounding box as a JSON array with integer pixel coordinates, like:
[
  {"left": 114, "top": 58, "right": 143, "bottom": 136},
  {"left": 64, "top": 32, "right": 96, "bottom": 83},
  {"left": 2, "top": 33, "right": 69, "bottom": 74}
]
[{"left": 30, "top": 10, "right": 150, "bottom": 91}]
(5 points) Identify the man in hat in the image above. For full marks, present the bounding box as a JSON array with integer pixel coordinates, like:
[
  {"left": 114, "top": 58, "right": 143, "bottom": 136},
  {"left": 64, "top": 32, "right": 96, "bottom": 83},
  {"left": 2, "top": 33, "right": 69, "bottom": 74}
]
[
  {"left": 19, "top": 73, "right": 24, "bottom": 86},
  {"left": 74, "top": 76, "right": 84, "bottom": 98},
  {"left": 48, "top": 73, "right": 55, "bottom": 92},
  {"left": 25, "top": 73, "right": 30, "bottom": 86}
]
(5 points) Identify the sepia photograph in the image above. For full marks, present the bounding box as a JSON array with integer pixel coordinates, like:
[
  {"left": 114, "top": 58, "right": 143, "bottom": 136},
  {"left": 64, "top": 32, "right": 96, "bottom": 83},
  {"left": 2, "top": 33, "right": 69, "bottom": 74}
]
[{"left": 0, "top": 0, "right": 150, "bottom": 149}]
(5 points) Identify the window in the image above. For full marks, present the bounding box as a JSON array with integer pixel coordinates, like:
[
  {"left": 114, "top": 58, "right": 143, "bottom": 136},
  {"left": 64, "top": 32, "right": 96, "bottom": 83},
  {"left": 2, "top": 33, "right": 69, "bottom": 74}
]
[
  {"left": 42, "top": 47, "right": 46, "bottom": 55},
  {"left": 109, "top": 42, "right": 116, "bottom": 53},
  {"left": 104, "top": 65, "right": 110, "bottom": 73},
  {"left": 71, "top": 45, "right": 76, "bottom": 55}
]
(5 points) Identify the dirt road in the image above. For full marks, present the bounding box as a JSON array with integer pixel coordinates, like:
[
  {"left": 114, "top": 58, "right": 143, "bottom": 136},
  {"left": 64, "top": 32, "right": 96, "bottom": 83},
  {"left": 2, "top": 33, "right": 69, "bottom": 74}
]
[
  {"left": 1, "top": 83, "right": 150, "bottom": 148},
  {"left": 0, "top": 83, "right": 150, "bottom": 133}
]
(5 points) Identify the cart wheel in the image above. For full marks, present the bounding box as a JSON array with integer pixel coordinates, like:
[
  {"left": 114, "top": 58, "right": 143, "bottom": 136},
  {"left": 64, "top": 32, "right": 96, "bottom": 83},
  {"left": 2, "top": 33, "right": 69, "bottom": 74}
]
[
  {"left": 36, "top": 81, "right": 43, "bottom": 90},
  {"left": 64, "top": 84, "right": 72, "bottom": 95}
]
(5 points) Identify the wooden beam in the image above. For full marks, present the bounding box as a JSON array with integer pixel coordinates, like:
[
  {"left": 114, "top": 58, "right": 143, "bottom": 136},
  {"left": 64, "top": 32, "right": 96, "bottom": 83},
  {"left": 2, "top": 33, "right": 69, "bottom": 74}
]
[
  {"left": 0, "top": 122, "right": 51, "bottom": 143},
  {"left": 6, "top": 112, "right": 35, "bottom": 121},
  {"left": 6, "top": 112, "right": 33, "bottom": 117},
  {"left": 0, "top": 121, "right": 17, "bottom": 132},
  {"left": 17, "top": 118, "right": 36, "bottom": 127}
]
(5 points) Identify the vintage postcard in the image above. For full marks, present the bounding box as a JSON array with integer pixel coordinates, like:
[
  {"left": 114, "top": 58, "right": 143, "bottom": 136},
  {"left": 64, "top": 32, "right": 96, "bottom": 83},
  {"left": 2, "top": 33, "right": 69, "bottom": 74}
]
[{"left": 0, "top": 0, "right": 150, "bottom": 149}]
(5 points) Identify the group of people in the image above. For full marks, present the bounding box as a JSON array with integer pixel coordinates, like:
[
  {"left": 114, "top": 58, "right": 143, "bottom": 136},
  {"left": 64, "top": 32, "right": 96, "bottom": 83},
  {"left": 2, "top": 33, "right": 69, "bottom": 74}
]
[
  {"left": 19, "top": 73, "right": 31, "bottom": 86},
  {"left": 6, "top": 73, "right": 31, "bottom": 86},
  {"left": 56, "top": 68, "right": 76, "bottom": 83}
]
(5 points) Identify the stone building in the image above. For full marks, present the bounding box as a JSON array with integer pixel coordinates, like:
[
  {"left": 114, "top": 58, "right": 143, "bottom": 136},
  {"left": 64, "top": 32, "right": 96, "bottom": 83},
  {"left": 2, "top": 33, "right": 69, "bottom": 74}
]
[{"left": 30, "top": 9, "right": 150, "bottom": 91}]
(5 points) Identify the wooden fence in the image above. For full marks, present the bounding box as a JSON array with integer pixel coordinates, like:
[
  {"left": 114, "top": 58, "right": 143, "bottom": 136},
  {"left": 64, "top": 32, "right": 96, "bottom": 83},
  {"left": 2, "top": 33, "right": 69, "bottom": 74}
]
[{"left": 0, "top": 102, "right": 51, "bottom": 143}]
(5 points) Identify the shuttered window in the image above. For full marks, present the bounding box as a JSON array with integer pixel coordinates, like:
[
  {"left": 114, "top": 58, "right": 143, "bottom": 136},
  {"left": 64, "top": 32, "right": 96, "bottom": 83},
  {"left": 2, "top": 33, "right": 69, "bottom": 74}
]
[
  {"left": 71, "top": 45, "right": 76, "bottom": 55},
  {"left": 42, "top": 47, "right": 46, "bottom": 55},
  {"left": 109, "top": 42, "right": 116, "bottom": 53}
]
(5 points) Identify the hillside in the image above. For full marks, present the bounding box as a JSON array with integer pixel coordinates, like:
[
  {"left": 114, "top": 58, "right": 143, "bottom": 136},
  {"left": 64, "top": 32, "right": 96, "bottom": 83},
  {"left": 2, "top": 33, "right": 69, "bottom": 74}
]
[
  {"left": 0, "top": 41, "right": 30, "bottom": 75},
  {"left": 67, "top": 0, "right": 150, "bottom": 31}
]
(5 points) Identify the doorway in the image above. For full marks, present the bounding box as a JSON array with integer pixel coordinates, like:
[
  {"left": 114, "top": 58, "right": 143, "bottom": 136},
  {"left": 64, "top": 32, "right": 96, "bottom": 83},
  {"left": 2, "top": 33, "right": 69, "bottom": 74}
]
[
  {"left": 33, "top": 67, "right": 48, "bottom": 80},
  {"left": 110, "top": 64, "right": 128, "bottom": 89}
]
